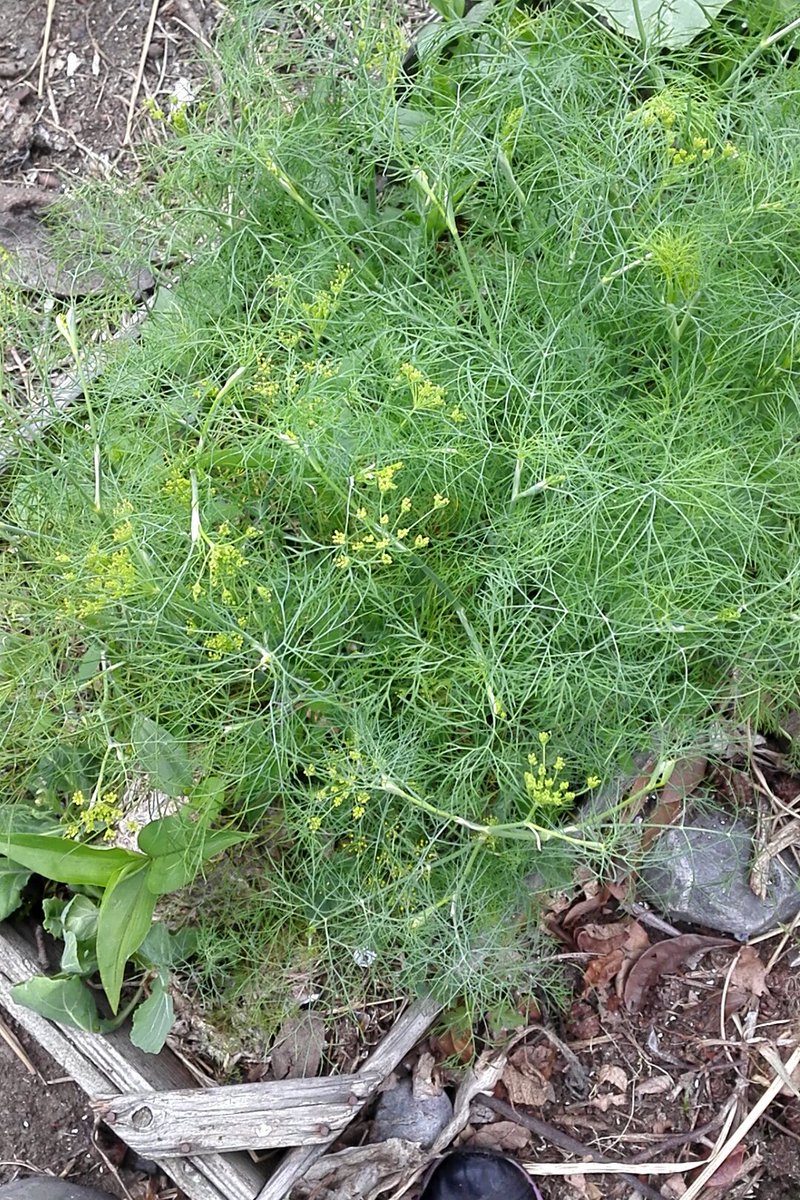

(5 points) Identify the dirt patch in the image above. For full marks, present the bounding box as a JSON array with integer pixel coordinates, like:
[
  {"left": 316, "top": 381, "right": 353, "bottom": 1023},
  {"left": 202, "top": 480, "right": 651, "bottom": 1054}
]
[
  {"left": 0, "top": 0, "right": 219, "bottom": 186},
  {"left": 0, "top": 1014, "right": 125, "bottom": 1194}
]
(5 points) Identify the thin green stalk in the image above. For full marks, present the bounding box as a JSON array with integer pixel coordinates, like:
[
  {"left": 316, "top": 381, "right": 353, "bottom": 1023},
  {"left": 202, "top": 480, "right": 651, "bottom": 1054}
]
[
  {"left": 722, "top": 15, "right": 800, "bottom": 96},
  {"left": 381, "top": 778, "right": 606, "bottom": 853}
]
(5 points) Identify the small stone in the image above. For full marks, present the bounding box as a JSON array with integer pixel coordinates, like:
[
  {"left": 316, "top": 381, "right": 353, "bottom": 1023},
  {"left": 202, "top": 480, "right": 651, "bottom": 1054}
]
[
  {"left": 371, "top": 1078, "right": 453, "bottom": 1149},
  {"left": 0, "top": 1181, "right": 115, "bottom": 1200},
  {"left": 641, "top": 808, "right": 800, "bottom": 941}
]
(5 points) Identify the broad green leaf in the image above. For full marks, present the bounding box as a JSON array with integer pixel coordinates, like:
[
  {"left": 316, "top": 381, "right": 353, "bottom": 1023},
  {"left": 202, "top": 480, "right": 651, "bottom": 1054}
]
[
  {"left": 145, "top": 830, "right": 246, "bottom": 896},
  {"left": 131, "top": 715, "right": 193, "bottom": 797},
  {"left": 61, "top": 930, "right": 98, "bottom": 976},
  {"left": 137, "top": 922, "right": 175, "bottom": 967},
  {"left": 137, "top": 809, "right": 199, "bottom": 857},
  {"left": 428, "top": 0, "right": 465, "bottom": 18},
  {"left": 42, "top": 896, "right": 68, "bottom": 938},
  {"left": 130, "top": 975, "right": 175, "bottom": 1054},
  {"left": 137, "top": 922, "right": 196, "bottom": 967},
  {"left": 0, "top": 858, "right": 32, "bottom": 920},
  {"left": 97, "top": 864, "right": 157, "bottom": 1013},
  {"left": 62, "top": 894, "right": 99, "bottom": 942},
  {"left": 138, "top": 807, "right": 243, "bottom": 858},
  {"left": 583, "top": 0, "right": 731, "bottom": 48},
  {"left": 192, "top": 775, "right": 227, "bottom": 818},
  {"left": 0, "top": 835, "right": 142, "bottom": 886},
  {"left": 11, "top": 975, "right": 103, "bottom": 1032}
]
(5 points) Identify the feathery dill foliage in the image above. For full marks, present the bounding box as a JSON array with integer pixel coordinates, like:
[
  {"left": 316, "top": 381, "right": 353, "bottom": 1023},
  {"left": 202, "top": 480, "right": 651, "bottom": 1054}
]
[{"left": 2, "top": 0, "right": 800, "bottom": 1026}]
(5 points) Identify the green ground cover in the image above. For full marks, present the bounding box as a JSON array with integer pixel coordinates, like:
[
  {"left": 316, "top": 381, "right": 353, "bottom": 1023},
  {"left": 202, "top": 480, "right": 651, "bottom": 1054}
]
[{"left": 1, "top": 0, "right": 800, "bottom": 1041}]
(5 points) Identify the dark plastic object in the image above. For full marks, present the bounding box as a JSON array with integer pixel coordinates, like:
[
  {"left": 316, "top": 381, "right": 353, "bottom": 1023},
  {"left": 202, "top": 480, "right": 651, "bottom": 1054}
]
[
  {"left": 0, "top": 1180, "right": 115, "bottom": 1200},
  {"left": 419, "top": 1151, "right": 538, "bottom": 1200}
]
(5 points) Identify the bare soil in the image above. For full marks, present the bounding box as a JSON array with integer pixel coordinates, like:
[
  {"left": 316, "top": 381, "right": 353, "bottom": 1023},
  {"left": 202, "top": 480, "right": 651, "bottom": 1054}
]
[
  {"left": 0, "top": 1015, "right": 126, "bottom": 1194},
  {"left": 1, "top": 0, "right": 218, "bottom": 187}
]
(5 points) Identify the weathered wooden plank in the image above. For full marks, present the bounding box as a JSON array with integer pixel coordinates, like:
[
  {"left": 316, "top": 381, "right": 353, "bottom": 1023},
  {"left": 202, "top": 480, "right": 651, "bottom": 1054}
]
[
  {"left": 94, "top": 1071, "right": 382, "bottom": 1156},
  {"left": 254, "top": 995, "right": 443, "bottom": 1200},
  {"left": 0, "top": 922, "right": 266, "bottom": 1200}
]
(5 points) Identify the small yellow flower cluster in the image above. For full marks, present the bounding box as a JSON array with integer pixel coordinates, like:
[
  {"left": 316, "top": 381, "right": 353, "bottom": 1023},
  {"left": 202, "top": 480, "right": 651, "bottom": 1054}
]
[
  {"left": 203, "top": 630, "right": 245, "bottom": 660},
  {"left": 523, "top": 732, "right": 576, "bottom": 811},
  {"left": 632, "top": 88, "right": 738, "bottom": 171},
  {"left": 64, "top": 789, "right": 125, "bottom": 840},
  {"left": 331, "top": 477, "right": 448, "bottom": 570},
  {"left": 359, "top": 460, "right": 404, "bottom": 494},
  {"left": 355, "top": 15, "right": 405, "bottom": 82},
  {"left": 162, "top": 472, "right": 192, "bottom": 505},
  {"left": 398, "top": 363, "right": 446, "bottom": 411},
  {"left": 252, "top": 355, "right": 280, "bottom": 400},
  {"left": 191, "top": 378, "right": 220, "bottom": 401},
  {"left": 61, "top": 542, "right": 138, "bottom": 619},
  {"left": 671, "top": 135, "right": 714, "bottom": 167},
  {"left": 308, "top": 751, "right": 371, "bottom": 831},
  {"left": 111, "top": 499, "right": 134, "bottom": 543},
  {"left": 208, "top": 523, "right": 247, "bottom": 593},
  {"left": 646, "top": 227, "right": 700, "bottom": 303},
  {"left": 142, "top": 96, "right": 165, "bottom": 121},
  {"left": 301, "top": 358, "right": 336, "bottom": 379},
  {"left": 303, "top": 265, "right": 352, "bottom": 339},
  {"left": 715, "top": 606, "right": 742, "bottom": 623},
  {"left": 500, "top": 105, "right": 524, "bottom": 152}
]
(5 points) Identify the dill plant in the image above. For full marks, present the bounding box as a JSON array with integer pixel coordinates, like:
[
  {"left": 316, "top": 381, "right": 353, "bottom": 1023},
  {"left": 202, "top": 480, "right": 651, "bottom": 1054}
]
[{"left": 2, "top": 0, "right": 800, "bottom": 1029}]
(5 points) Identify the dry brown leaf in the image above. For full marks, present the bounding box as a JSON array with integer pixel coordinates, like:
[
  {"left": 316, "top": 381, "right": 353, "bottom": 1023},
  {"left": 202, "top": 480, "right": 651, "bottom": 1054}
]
[
  {"left": 597, "top": 1064, "right": 628, "bottom": 1093},
  {"left": 576, "top": 920, "right": 633, "bottom": 953},
  {"left": 502, "top": 1063, "right": 555, "bottom": 1107},
  {"left": 563, "top": 886, "right": 612, "bottom": 930},
  {"left": 413, "top": 1050, "right": 443, "bottom": 1100},
  {"left": 509, "top": 1042, "right": 557, "bottom": 1080},
  {"left": 433, "top": 1014, "right": 474, "bottom": 1064},
  {"left": 463, "top": 1120, "right": 531, "bottom": 1153},
  {"left": 271, "top": 1010, "right": 325, "bottom": 1079},
  {"left": 705, "top": 1143, "right": 747, "bottom": 1189},
  {"left": 730, "top": 944, "right": 769, "bottom": 998},
  {"left": 583, "top": 948, "right": 625, "bottom": 993},
  {"left": 565, "top": 1001, "right": 601, "bottom": 1041},
  {"left": 662, "top": 1174, "right": 688, "bottom": 1198},
  {"left": 636, "top": 1075, "right": 672, "bottom": 1096},
  {"left": 591, "top": 1092, "right": 628, "bottom": 1112},
  {"left": 624, "top": 935, "right": 735, "bottom": 1013},
  {"left": 641, "top": 757, "right": 708, "bottom": 850},
  {"left": 565, "top": 1174, "right": 602, "bottom": 1200}
]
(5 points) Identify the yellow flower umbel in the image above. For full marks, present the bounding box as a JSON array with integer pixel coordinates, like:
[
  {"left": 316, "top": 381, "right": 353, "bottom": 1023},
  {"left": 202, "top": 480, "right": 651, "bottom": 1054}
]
[
  {"left": 63, "top": 790, "right": 125, "bottom": 840},
  {"left": 523, "top": 732, "right": 575, "bottom": 814},
  {"left": 398, "top": 363, "right": 446, "bottom": 411}
]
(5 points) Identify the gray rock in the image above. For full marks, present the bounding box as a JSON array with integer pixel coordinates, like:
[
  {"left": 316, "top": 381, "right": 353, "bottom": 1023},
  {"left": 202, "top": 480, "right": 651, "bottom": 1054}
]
[
  {"left": 371, "top": 1078, "right": 453, "bottom": 1149},
  {"left": 0, "top": 1181, "right": 114, "bottom": 1200},
  {"left": 640, "top": 808, "right": 800, "bottom": 941}
]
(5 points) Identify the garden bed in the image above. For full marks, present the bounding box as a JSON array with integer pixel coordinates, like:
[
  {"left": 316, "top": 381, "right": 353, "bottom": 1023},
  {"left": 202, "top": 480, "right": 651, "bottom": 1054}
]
[{"left": 4, "top": 0, "right": 800, "bottom": 1197}]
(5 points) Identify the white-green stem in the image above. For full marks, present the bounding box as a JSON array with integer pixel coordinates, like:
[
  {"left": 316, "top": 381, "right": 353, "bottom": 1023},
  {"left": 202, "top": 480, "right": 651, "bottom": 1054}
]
[
  {"left": 381, "top": 777, "right": 606, "bottom": 853},
  {"left": 723, "top": 15, "right": 800, "bottom": 96}
]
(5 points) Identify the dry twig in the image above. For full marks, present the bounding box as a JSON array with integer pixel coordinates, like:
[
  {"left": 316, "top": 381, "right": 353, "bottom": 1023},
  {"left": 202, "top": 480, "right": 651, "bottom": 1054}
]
[
  {"left": 478, "top": 1094, "right": 667, "bottom": 1200},
  {"left": 124, "top": 0, "right": 161, "bottom": 145},
  {"left": 38, "top": 0, "right": 57, "bottom": 97}
]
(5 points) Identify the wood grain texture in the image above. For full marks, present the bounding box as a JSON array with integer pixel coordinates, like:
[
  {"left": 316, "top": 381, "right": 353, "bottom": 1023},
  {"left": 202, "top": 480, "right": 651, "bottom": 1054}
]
[
  {"left": 0, "top": 922, "right": 266, "bottom": 1200},
  {"left": 94, "top": 1071, "right": 382, "bottom": 1155},
  {"left": 254, "top": 995, "right": 443, "bottom": 1200}
]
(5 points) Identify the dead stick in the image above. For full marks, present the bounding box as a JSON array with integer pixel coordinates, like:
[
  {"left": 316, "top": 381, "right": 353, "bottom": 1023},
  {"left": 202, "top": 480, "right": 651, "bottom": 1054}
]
[
  {"left": 630, "top": 1116, "right": 722, "bottom": 1164},
  {"left": 254, "top": 996, "right": 442, "bottom": 1200},
  {"left": 477, "top": 1094, "right": 666, "bottom": 1200},
  {"left": 38, "top": 0, "right": 57, "bottom": 97},
  {"left": 681, "top": 1043, "right": 800, "bottom": 1200},
  {"left": 124, "top": 0, "right": 161, "bottom": 145}
]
